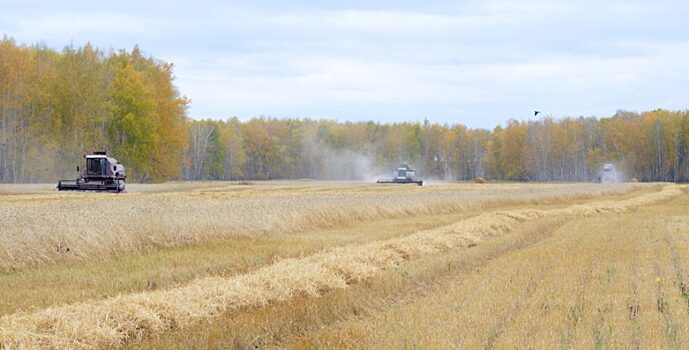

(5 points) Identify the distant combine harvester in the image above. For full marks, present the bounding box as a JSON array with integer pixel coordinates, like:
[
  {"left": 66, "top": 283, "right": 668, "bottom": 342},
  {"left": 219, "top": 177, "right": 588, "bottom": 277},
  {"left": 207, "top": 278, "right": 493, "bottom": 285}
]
[
  {"left": 377, "top": 163, "right": 424, "bottom": 186},
  {"left": 57, "top": 151, "right": 127, "bottom": 193},
  {"left": 597, "top": 163, "right": 620, "bottom": 183}
]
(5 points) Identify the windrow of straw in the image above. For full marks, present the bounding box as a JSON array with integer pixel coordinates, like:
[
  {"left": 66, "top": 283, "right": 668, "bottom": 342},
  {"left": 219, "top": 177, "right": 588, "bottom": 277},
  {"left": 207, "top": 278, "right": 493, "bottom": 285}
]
[
  {"left": 0, "top": 185, "right": 682, "bottom": 349},
  {"left": 0, "top": 183, "right": 633, "bottom": 272}
]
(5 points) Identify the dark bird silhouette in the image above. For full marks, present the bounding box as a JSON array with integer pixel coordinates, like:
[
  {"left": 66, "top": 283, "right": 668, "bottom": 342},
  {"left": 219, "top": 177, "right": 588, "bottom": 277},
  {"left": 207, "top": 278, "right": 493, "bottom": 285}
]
[{"left": 534, "top": 111, "right": 541, "bottom": 116}]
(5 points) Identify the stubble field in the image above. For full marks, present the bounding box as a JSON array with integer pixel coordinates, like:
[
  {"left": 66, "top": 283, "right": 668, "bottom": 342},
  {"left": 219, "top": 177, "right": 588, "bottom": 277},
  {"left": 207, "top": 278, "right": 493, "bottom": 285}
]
[{"left": 0, "top": 181, "right": 687, "bottom": 349}]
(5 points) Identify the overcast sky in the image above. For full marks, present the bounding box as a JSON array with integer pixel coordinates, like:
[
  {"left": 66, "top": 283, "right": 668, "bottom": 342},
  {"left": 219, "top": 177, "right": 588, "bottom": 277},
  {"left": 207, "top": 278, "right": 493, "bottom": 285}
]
[{"left": 2, "top": 0, "right": 688, "bottom": 128}]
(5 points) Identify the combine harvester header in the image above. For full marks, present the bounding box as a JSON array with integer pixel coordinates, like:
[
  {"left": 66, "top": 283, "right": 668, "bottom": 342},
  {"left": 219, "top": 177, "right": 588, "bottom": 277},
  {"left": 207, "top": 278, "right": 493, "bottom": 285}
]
[
  {"left": 377, "top": 163, "right": 424, "bottom": 186},
  {"left": 57, "top": 151, "right": 127, "bottom": 193}
]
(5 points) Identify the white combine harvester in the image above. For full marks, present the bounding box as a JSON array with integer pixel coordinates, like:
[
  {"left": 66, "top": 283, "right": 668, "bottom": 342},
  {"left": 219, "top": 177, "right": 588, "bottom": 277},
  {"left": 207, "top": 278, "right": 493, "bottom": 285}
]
[
  {"left": 597, "top": 163, "right": 620, "bottom": 183},
  {"left": 57, "top": 151, "right": 127, "bottom": 193},
  {"left": 377, "top": 163, "right": 424, "bottom": 186}
]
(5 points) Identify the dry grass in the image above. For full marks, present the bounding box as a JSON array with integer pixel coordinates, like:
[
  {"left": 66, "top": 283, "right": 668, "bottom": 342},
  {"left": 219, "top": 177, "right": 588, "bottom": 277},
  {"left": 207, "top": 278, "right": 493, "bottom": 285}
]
[
  {"left": 141, "top": 216, "right": 571, "bottom": 349},
  {"left": 0, "top": 183, "right": 680, "bottom": 349},
  {"left": 0, "top": 181, "right": 634, "bottom": 272},
  {"left": 0, "top": 210, "right": 481, "bottom": 316},
  {"left": 294, "top": 187, "right": 689, "bottom": 349}
]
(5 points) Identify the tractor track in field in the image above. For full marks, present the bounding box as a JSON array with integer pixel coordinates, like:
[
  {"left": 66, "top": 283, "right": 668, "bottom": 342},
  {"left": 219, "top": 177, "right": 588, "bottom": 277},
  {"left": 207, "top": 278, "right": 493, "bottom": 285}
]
[
  {"left": 656, "top": 229, "right": 689, "bottom": 348},
  {"left": 665, "top": 232, "right": 689, "bottom": 315},
  {"left": 480, "top": 261, "right": 553, "bottom": 350},
  {"left": 478, "top": 223, "right": 591, "bottom": 349},
  {"left": 625, "top": 243, "right": 643, "bottom": 350}
]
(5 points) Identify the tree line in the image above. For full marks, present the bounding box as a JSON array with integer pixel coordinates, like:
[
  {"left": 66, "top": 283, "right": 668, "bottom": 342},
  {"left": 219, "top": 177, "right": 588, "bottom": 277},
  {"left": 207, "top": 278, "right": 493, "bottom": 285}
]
[
  {"left": 0, "top": 37, "right": 187, "bottom": 183},
  {"left": 1, "top": 38, "right": 688, "bottom": 183}
]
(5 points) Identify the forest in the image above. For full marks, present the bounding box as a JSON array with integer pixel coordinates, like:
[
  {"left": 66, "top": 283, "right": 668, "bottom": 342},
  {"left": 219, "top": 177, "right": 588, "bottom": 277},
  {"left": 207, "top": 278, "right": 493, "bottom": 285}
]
[{"left": 1, "top": 38, "right": 688, "bottom": 183}]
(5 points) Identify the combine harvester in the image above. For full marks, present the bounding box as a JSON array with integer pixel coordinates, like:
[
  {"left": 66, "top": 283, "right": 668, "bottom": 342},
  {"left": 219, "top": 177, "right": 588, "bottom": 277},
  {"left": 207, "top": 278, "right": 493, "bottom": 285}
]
[
  {"left": 377, "top": 163, "right": 424, "bottom": 186},
  {"left": 597, "top": 163, "right": 620, "bottom": 183},
  {"left": 57, "top": 151, "right": 127, "bottom": 193}
]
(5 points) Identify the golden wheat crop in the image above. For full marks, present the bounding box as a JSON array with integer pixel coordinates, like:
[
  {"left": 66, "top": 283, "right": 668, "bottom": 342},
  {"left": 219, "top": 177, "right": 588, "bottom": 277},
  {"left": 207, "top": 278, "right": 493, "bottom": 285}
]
[
  {"left": 0, "top": 182, "right": 634, "bottom": 272},
  {"left": 0, "top": 184, "right": 679, "bottom": 349}
]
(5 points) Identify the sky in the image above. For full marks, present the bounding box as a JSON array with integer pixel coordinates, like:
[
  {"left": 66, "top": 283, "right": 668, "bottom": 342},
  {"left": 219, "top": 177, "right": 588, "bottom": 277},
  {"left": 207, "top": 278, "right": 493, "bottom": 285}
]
[{"left": 1, "top": 0, "right": 689, "bottom": 128}]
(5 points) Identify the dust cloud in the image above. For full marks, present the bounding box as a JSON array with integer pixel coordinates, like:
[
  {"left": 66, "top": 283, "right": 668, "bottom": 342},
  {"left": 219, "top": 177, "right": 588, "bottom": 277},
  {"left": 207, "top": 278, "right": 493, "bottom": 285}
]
[{"left": 300, "top": 134, "right": 387, "bottom": 181}]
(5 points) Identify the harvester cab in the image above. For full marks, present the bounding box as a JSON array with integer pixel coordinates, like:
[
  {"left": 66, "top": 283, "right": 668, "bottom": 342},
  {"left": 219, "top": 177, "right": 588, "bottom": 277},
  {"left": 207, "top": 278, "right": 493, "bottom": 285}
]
[
  {"left": 57, "top": 151, "right": 127, "bottom": 193},
  {"left": 377, "top": 164, "right": 424, "bottom": 186}
]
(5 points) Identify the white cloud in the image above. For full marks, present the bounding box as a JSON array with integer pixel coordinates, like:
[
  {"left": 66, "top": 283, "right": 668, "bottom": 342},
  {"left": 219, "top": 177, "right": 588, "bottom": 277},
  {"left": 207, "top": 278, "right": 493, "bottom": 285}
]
[{"left": 2, "top": 0, "right": 689, "bottom": 127}]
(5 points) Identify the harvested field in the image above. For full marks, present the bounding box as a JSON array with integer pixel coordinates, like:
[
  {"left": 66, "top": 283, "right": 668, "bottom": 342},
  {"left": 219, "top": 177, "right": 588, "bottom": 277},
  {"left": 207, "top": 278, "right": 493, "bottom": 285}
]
[{"left": 0, "top": 181, "right": 687, "bottom": 349}]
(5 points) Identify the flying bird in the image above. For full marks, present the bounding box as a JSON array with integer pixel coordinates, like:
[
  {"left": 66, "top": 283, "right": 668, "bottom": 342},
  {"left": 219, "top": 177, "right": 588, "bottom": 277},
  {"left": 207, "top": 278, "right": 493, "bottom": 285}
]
[{"left": 534, "top": 111, "right": 541, "bottom": 116}]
